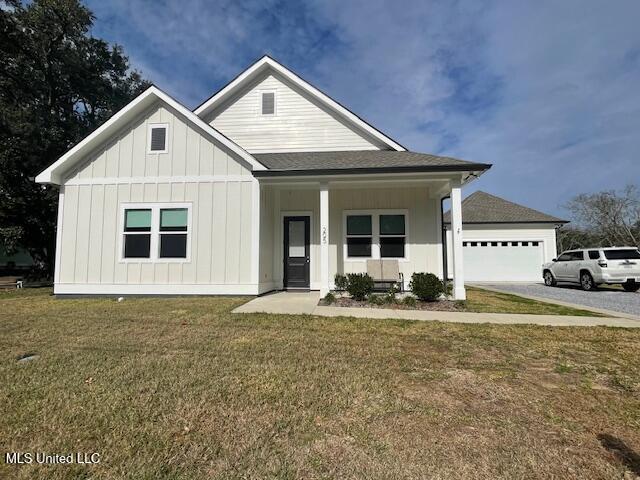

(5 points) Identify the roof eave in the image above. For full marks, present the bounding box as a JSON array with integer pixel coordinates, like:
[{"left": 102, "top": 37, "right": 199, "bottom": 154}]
[{"left": 252, "top": 163, "right": 491, "bottom": 178}]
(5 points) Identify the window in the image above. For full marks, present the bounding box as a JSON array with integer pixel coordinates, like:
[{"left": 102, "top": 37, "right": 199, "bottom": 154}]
[
  {"left": 379, "top": 214, "right": 405, "bottom": 258},
  {"left": 569, "top": 251, "right": 584, "bottom": 261},
  {"left": 470, "top": 242, "right": 478, "bottom": 247},
  {"left": 344, "top": 211, "right": 408, "bottom": 259},
  {"left": 159, "top": 208, "right": 188, "bottom": 258},
  {"left": 531, "top": 241, "right": 539, "bottom": 247},
  {"left": 123, "top": 209, "right": 151, "bottom": 258},
  {"left": 501, "top": 242, "right": 509, "bottom": 246},
  {"left": 346, "top": 215, "right": 372, "bottom": 257},
  {"left": 557, "top": 253, "right": 571, "bottom": 262},
  {"left": 261, "top": 91, "right": 275, "bottom": 115},
  {"left": 491, "top": 242, "right": 498, "bottom": 247},
  {"left": 148, "top": 124, "right": 168, "bottom": 153},
  {"left": 463, "top": 242, "right": 468, "bottom": 247},
  {"left": 603, "top": 249, "right": 640, "bottom": 260},
  {"left": 521, "top": 242, "right": 529, "bottom": 247},
  {"left": 121, "top": 204, "right": 190, "bottom": 261},
  {"left": 481, "top": 242, "right": 488, "bottom": 247},
  {"left": 588, "top": 250, "right": 600, "bottom": 260}
]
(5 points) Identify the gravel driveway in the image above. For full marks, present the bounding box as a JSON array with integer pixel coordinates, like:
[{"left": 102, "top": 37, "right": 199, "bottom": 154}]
[{"left": 480, "top": 283, "right": 640, "bottom": 317}]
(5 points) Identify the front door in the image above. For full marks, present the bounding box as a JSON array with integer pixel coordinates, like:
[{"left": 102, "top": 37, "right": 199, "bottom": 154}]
[{"left": 283, "top": 216, "right": 310, "bottom": 289}]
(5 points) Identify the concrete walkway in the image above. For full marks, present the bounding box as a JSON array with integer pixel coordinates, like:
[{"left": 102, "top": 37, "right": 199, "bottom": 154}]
[{"left": 233, "top": 291, "right": 640, "bottom": 328}]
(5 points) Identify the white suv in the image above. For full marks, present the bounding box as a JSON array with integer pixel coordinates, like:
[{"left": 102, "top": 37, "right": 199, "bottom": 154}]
[{"left": 542, "top": 247, "right": 640, "bottom": 292}]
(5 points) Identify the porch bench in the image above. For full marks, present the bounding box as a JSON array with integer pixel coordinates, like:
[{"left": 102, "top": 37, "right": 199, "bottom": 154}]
[
  {"left": 366, "top": 259, "right": 404, "bottom": 292},
  {"left": 0, "top": 277, "right": 23, "bottom": 289}
]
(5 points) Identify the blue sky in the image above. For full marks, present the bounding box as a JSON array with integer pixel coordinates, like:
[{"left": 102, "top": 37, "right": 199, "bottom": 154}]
[{"left": 85, "top": 0, "right": 640, "bottom": 217}]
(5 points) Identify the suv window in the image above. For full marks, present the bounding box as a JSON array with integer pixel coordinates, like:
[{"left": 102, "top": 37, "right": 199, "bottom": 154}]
[
  {"left": 603, "top": 249, "right": 640, "bottom": 260},
  {"left": 570, "top": 251, "right": 584, "bottom": 261},
  {"left": 557, "top": 253, "right": 572, "bottom": 262},
  {"left": 588, "top": 250, "right": 600, "bottom": 260}
]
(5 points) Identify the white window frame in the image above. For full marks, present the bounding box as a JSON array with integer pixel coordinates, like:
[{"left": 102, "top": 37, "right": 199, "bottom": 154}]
[
  {"left": 119, "top": 202, "right": 192, "bottom": 263},
  {"left": 147, "top": 123, "right": 169, "bottom": 154},
  {"left": 343, "top": 209, "right": 409, "bottom": 262},
  {"left": 258, "top": 89, "right": 277, "bottom": 116}
]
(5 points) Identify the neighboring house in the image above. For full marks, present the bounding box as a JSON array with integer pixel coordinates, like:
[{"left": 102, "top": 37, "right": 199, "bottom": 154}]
[
  {"left": 444, "top": 191, "right": 567, "bottom": 282},
  {"left": 36, "top": 55, "right": 492, "bottom": 300}
]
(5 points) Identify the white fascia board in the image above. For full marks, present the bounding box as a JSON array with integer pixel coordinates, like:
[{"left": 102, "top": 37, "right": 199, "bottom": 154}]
[
  {"left": 35, "top": 86, "right": 265, "bottom": 185},
  {"left": 194, "top": 56, "right": 407, "bottom": 152}
]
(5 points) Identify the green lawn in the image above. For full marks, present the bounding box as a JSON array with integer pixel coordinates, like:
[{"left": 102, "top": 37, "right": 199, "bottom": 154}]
[
  {"left": 1, "top": 289, "right": 639, "bottom": 479},
  {"left": 464, "top": 287, "right": 606, "bottom": 316}
]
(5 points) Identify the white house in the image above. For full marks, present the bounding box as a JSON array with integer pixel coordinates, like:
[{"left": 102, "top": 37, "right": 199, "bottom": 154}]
[
  {"left": 36, "top": 55, "right": 493, "bottom": 300},
  {"left": 444, "top": 191, "right": 567, "bottom": 282}
]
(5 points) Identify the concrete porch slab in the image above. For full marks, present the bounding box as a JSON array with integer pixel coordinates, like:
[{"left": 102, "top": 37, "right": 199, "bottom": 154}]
[{"left": 233, "top": 291, "right": 640, "bottom": 328}]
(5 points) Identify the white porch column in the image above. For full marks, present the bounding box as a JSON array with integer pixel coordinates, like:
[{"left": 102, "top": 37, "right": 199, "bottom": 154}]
[
  {"left": 450, "top": 179, "right": 466, "bottom": 300},
  {"left": 320, "top": 183, "right": 330, "bottom": 296}
]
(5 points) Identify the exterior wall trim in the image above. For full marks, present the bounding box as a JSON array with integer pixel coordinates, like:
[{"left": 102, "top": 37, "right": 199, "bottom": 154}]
[{"left": 54, "top": 283, "right": 260, "bottom": 295}]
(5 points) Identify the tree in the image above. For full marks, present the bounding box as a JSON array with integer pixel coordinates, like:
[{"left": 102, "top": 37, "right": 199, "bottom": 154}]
[
  {"left": 0, "top": 0, "right": 150, "bottom": 277},
  {"left": 561, "top": 185, "right": 640, "bottom": 250}
]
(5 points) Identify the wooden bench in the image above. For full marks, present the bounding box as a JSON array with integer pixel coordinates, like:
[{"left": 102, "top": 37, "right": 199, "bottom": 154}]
[
  {"left": 0, "top": 277, "right": 23, "bottom": 289},
  {"left": 366, "top": 259, "right": 404, "bottom": 292}
]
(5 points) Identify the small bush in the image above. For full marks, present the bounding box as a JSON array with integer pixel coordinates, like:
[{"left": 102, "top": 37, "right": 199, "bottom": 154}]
[
  {"left": 322, "top": 292, "right": 336, "bottom": 305},
  {"left": 384, "top": 285, "right": 399, "bottom": 304},
  {"left": 402, "top": 295, "right": 417, "bottom": 307},
  {"left": 409, "top": 273, "right": 446, "bottom": 302},
  {"left": 346, "top": 273, "right": 374, "bottom": 300},
  {"left": 334, "top": 274, "right": 348, "bottom": 291},
  {"left": 367, "top": 294, "right": 384, "bottom": 305}
]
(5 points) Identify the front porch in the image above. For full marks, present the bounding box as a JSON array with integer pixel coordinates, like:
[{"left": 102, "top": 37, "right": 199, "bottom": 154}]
[{"left": 255, "top": 173, "right": 468, "bottom": 300}]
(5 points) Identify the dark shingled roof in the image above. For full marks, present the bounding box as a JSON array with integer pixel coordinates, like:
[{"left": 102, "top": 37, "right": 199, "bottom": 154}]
[
  {"left": 252, "top": 150, "right": 490, "bottom": 176},
  {"left": 444, "top": 191, "right": 568, "bottom": 224}
]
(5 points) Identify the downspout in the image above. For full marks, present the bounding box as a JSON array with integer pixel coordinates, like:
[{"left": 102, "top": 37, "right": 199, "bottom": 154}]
[{"left": 441, "top": 195, "right": 450, "bottom": 282}]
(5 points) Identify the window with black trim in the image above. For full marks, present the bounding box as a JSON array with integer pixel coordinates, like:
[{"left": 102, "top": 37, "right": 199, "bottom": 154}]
[
  {"left": 379, "top": 214, "right": 405, "bottom": 258},
  {"left": 346, "top": 215, "right": 372, "bottom": 257}
]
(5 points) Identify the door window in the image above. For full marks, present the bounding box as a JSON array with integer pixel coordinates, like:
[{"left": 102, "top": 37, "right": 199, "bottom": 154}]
[{"left": 288, "top": 220, "right": 306, "bottom": 257}]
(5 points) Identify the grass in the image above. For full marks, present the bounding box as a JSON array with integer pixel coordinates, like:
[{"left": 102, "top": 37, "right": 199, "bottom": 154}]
[
  {"left": 464, "top": 286, "right": 606, "bottom": 316},
  {"left": 1, "top": 288, "right": 639, "bottom": 479}
]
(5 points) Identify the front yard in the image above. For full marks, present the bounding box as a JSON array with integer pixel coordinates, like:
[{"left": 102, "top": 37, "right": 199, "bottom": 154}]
[{"left": 1, "top": 289, "right": 639, "bottom": 479}]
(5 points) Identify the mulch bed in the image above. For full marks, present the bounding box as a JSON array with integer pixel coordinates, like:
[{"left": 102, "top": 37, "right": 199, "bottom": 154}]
[{"left": 319, "top": 296, "right": 464, "bottom": 311}]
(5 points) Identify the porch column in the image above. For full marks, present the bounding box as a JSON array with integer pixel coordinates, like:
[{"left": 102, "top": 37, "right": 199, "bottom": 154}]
[
  {"left": 450, "top": 179, "right": 466, "bottom": 300},
  {"left": 320, "top": 183, "right": 330, "bottom": 296}
]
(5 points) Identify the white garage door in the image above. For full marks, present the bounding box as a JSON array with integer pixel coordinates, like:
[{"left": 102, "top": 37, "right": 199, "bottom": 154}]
[{"left": 463, "top": 240, "right": 544, "bottom": 282}]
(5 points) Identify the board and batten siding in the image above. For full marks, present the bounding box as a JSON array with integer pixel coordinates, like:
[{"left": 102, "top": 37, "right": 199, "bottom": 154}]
[
  {"left": 205, "top": 72, "right": 386, "bottom": 153},
  {"left": 55, "top": 101, "right": 258, "bottom": 295}
]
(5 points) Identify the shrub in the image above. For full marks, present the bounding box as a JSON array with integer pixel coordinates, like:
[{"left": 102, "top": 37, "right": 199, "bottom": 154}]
[
  {"left": 409, "top": 273, "right": 446, "bottom": 302},
  {"left": 402, "top": 295, "right": 417, "bottom": 307},
  {"left": 367, "top": 294, "right": 384, "bottom": 305},
  {"left": 322, "top": 292, "right": 336, "bottom": 305},
  {"left": 384, "top": 285, "right": 399, "bottom": 304},
  {"left": 334, "top": 273, "right": 348, "bottom": 291},
  {"left": 346, "top": 273, "right": 374, "bottom": 300}
]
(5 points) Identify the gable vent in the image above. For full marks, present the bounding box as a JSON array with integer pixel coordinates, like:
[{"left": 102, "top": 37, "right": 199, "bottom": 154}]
[
  {"left": 261, "top": 92, "right": 275, "bottom": 115},
  {"left": 150, "top": 126, "right": 167, "bottom": 152}
]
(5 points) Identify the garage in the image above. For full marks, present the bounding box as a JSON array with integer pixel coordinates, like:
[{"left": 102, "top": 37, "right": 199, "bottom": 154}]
[
  {"left": 463, "top": 240, "right": 544, "bottom": 282},
  {"left": 445, "top": 191, "right": 567, "bottom": 283}
]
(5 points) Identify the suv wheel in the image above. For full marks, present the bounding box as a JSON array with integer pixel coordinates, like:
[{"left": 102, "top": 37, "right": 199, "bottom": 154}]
[
  {"left": 622, "top": 281, "right": 640, "bottom": 293},
  {"left": 580, "top": 272, "right": 596, "bottom": 291},
  {"left": 543, "top": 271, "right": 556, "bottom": 287}
]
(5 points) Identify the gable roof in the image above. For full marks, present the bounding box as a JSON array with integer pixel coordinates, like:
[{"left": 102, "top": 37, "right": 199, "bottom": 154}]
[
  {"left": 252, "top": 150, "right": 491, "bottom": 177},
  {"left": 35, "top": 86, "right": 266, "bottom": 185},
  {"left": 443, "top": 191, "right": 568, "bottom": 224},
  {"left": 193, "top": 55, "right": 407, "bottom": 152}
]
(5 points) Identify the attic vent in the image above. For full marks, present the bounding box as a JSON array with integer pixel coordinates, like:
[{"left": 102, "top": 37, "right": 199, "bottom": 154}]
[
  {"left": 149, "top": 125, "right": 168, "bottom": 153},
  {"left": 261, "top": 92, "right": 275, "bottom": 115}
]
